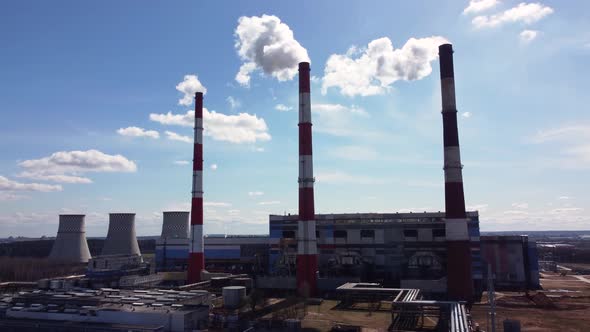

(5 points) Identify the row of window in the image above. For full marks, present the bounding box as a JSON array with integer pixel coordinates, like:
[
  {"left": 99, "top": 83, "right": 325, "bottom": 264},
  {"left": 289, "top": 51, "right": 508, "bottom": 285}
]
[{"left": 281, "top": 228, "right": 446, "bottom": 239}]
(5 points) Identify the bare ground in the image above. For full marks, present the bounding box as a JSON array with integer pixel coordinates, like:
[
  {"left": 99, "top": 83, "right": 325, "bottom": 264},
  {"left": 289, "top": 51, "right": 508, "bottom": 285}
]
[{"left": 471, "top": 273, "right": 590, "bottom": 332}]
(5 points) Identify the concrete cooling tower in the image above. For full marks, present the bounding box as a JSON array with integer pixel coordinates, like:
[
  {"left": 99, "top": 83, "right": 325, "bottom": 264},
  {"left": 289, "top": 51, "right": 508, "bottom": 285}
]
[
  {"left": 101, "top": 213, "right": 141, "bottom": 256},
  {"left": 48, "top": 214, "right": 91, "bottom": 263},
  {"left": 161, "top": 211, "right": 190, "bottom": 239}
]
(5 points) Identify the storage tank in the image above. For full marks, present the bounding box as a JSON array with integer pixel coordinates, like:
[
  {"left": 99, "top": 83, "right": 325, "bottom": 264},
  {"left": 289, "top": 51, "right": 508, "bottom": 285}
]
[
  {"left": 222, "top": 286, "right": 246, "bottom": 309},
  {"left": 230, "top": 277, "right": 254, "bottom": 289}
]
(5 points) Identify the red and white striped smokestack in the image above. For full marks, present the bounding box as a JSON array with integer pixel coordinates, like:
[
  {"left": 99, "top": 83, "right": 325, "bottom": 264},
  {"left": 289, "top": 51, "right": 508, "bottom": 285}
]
[
  {"left": 188, "top": 92, "right": 204, "bottom": 284},
  {"left": 297, "top": 62, "right": 318, "bottom": 296},
  {"left": 439, "top": 44, "right": 474, "bottom": 301}
]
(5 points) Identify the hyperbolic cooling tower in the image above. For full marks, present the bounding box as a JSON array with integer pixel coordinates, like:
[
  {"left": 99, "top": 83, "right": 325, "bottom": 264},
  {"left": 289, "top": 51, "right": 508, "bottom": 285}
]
[
  {"left": 48, "top": 214, "right": 91, "bottom": 263},
  {"left": 161, "top": 211, "right": 190, "bottom": 239},
  {"left": 101, "top": 213, "right": 141, "bottom": 256}
]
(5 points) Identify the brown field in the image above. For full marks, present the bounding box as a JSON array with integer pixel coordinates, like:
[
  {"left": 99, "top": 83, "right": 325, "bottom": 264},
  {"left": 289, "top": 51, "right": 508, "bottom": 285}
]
[
  {"left": 0, "top": 256, "right": 85, "bottom": 282},
  {"left": 258, "top": 299, "right": 392, "bottom": 331},
  {"left": 471, "top": 272, "right": 590, "bottom": 332}
]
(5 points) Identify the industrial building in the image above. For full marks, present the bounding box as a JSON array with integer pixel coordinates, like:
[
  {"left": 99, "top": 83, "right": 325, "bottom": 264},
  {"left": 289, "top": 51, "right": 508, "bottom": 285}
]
[
  {"left": 154, "top": 44, "right": 540, "bottom": 301},
  {"left": 0, "top": 287, "right": 210, "bottom": 331},
  {"left": 14, "top": 43, "right": 543, "bottom": 331},
  {"left": 480, "top": 235, "right": 540, "bottom": 290},
  {"left": 268, "top": 211, "right": 484, "bottom": 297}
]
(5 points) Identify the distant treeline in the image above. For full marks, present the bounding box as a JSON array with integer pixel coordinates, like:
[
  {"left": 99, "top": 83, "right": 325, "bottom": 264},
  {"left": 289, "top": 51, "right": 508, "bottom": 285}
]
[
  {"left": 0, "top": 239, "right": 156, "bottom": 258},
  {"left": 0, "top": 257, "right": 86, "bottom": 282}
]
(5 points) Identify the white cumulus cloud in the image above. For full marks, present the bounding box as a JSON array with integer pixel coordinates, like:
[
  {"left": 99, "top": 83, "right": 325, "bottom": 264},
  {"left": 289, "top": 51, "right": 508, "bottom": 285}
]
[
  {"left": 275, "top": 104, "right": 293, "bottom": 112},
  {"left": 462, "top": 111, "right": 472, "bottom": 118},
  {"left": 463, "top": 0, "right": 500, "bottom": 15},
  {"left": 0, "top": 175, "right": 62, "bottom": 192},
  {"left": 520, "top": 29, "right": 539, "bottom": 43},
  {"left": 150, "top": 108, "right": 271, "bottom": 144},
  {"left": 248, "top": 191, "right": 264, "bottom": 197},
  {"left": 322, "top": 36, "right": 448, "bottom": 97},
  {"left": 15, "top": 150, "right": 135, "bottom": 186},
  {"left": 176, "top": 74, "right": 207, "bottom": 106},
  {"left": 17, "top": 172, "right": 92, "bottom": 184},
  {"left": 19, "top": 150, "right": 137, "bottom": 175},
  {"left": 117, "top": 126, "right": 159, "bottom": 139},
  {"left": 234, "top": 14, "right": 310, "bottom": 86},
  {"left": 165, "top": 131, "right": 192, "bottom": 143},
  {"left": 472, "top": 2, "right": 554, "bottom": 29},
  {"left": 210, "top": 164, "right": 218, "bottom": 171},
  {"left": 173, "top": 160, "right": 189, "bottom": 166}
]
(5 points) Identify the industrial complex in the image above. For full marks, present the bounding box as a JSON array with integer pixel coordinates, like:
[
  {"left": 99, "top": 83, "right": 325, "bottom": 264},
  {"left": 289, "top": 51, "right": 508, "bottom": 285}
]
[{"left": 0, "top": 44, "right": 544, "bottom": 331}]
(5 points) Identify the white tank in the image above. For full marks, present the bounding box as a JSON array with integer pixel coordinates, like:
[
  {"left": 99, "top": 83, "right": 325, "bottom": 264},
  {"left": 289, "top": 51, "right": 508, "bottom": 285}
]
[
  {"left": 222, "top": 286, "right": 246, "bottom": 309},
  {"left": 101, "top": 213, "right": 141, "bottom": 256},
  {"left": 161, "top": 211, "right": 190, "bottom": 239},
  {"left": 48, "top": 215, "right": 91, "bottom": 263}
]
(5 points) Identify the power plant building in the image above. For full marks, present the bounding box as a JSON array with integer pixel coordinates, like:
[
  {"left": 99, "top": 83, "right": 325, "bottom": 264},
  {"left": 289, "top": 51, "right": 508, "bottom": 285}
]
[
  {"left": 480, "top": 235, "right": 540, "bottom": 290},
  {"left": 39, "top": 42, "right": 540, "bottom": 308},
  {"left": 2, "top": 287, "right": 211, "bottom": 331},
  {"left": 269, "top": 211, "right": 484, "bottom": 296}
]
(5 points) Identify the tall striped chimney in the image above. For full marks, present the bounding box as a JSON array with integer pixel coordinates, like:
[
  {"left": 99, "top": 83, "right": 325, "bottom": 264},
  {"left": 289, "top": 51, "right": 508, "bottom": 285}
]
[
  {"left": 297, "top": 62, "right": 318, "bottom": 296},
  {"left": 187, "top": 92, "right": 204, "bottom": 283},
  {"left": 439, "top": 44, "right": 474, "bottom": 301}
]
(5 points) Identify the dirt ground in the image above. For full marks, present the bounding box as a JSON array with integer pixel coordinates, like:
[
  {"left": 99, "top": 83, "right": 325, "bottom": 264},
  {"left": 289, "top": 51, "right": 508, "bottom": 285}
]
[
  {"left": 302, "top": 300, "right": 392, "bottom": 331},
  {"left": 471, "top": 272, "right": 590, "bottom": 332},
  {"left": 260, "top": 299, "right": 392, "bottom": 331}
]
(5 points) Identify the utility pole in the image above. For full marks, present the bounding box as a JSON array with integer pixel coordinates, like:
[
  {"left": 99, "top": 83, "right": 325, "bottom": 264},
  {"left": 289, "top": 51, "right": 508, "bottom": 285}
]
[{"left": 487, "top": 263, "right": 496, "bottom": 332}]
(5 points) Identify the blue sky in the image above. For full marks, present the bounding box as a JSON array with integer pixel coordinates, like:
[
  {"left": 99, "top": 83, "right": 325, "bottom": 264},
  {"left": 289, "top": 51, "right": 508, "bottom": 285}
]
[{"left": 1, "top": 0, "right": 589, "bottom": 237}]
